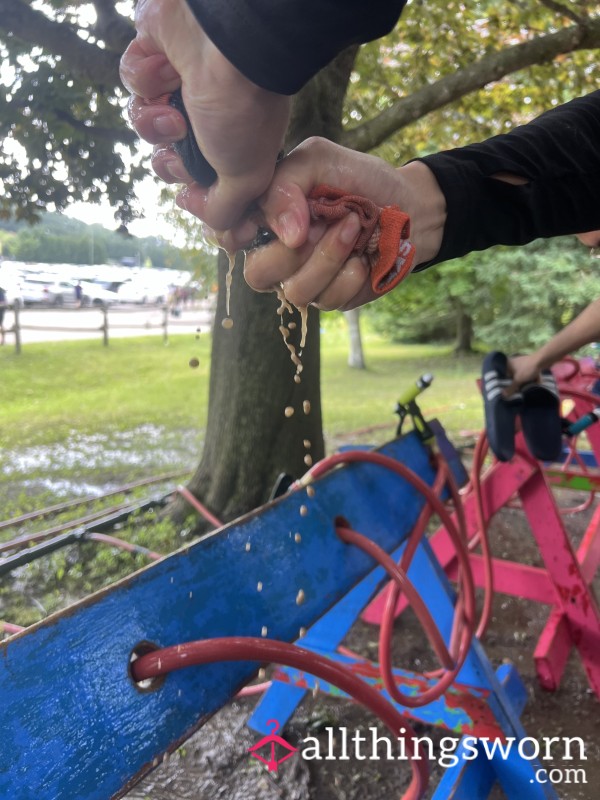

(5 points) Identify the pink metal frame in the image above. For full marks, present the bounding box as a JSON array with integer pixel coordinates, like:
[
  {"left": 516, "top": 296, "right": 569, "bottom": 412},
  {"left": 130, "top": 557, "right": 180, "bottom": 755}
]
[{"left": 363, "top": 432, "right": 600, "bottom": 697}]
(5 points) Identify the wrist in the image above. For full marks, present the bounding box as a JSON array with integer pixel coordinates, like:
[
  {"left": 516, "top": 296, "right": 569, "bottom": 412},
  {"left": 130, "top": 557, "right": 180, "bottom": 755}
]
[{"left": 396, "top": 161, "right": 446, "bottom": 267}]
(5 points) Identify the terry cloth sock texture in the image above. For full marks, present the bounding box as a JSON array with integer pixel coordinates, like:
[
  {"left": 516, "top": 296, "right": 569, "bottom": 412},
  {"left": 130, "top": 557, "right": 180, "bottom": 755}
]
[{"left": 307, "top": 185, "right": 415, "bottom": 295}]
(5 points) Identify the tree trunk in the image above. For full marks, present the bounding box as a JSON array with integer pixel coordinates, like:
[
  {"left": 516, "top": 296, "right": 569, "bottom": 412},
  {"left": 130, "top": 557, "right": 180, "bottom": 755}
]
[
  {"left": 170, "top": 253, "right": 324, "bottom": 524},
  {"left": 454, "top": 308, "right": 474, "bottom": 355},
  {"left": 344, "top": 308, "right": 366, "bottom": 369},
  {"left": 167, "top": 48, "right": 359, "bottom": 528}
]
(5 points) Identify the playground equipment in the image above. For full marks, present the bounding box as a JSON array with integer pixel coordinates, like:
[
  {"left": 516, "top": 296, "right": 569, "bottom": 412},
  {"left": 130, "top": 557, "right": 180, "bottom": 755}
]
[
  {"left": 363, "top": 360, "right": 600, "bottom": 697},
  {"left": 1, "top": 365, "right": 598, "bottom": 799}
]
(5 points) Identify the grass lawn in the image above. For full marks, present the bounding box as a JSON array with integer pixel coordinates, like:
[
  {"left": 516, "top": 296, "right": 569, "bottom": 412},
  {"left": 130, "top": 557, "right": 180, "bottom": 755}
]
[
  {"left": 0, "top": 328, "right": 484, "bottom": 452},
  {"left": 0, "top": 327, "right": 485, "bottom": 625}
]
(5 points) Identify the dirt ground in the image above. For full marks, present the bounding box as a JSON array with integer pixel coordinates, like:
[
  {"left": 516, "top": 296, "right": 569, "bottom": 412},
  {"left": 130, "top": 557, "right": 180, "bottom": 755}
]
[{"left": 125, "top": 488, "right": 600, "bottom": 800}]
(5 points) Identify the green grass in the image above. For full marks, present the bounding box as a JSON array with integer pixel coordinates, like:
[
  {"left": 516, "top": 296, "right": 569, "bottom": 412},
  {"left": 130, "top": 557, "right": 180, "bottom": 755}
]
[
  {"left": 0, "top": 329, "right": 485, "bottom": 628},
  {"left": 0, "top": 329, "right": 484, "bottom": 451},
  {"left": 320, "top": 325, "right": 484, "bottom": 446},
  {"left": 0, "top": 335, "right": 212, "bottom": 450}
]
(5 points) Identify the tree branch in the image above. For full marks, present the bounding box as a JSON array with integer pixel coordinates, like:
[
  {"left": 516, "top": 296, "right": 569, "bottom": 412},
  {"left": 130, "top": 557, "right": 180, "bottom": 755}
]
[
  {"left": 92, "top": 0, "right": 135, "bottom": 53},
  {"left": 0, "top": 0, "right": 123, "bottom": 88},
  {"left": 343, "top": 17, "right": 600, "bottom": 152},
  {"left": 52, "top": 108, "right": 137, "bottom": 145},
  {"left": 539, "top": 0, "right": 586, "bottom": 25}
]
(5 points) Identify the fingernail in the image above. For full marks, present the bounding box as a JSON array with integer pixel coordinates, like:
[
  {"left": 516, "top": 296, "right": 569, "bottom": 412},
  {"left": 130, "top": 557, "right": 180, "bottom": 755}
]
[
  {"left": 340, "top": 213, "right": 361, "bottom": 245},
  {"left": 276, "top": 210, "right": 302, "bottom": 246},
  {"left": 164, "top": 159, "right": 189, "bottom": 182},
  {"left": 153, "top": 113, "right": 184, "bottom": 138}
]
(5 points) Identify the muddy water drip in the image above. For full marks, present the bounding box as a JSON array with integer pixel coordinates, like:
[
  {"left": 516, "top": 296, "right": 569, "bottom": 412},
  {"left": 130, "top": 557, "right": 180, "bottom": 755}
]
[
  {"left": 275, "top": 287, "right": 305, "bottom": 385},
  {"left": 202, "top": 228, "right": 237, "bottom": 329},
  {"left": 221, "top": 250, "right": 237, "bottom": 329}
]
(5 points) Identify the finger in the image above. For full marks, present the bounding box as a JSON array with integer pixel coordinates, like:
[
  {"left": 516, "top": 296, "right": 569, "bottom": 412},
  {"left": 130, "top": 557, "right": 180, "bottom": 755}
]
[
  {"left": 503, "top": 380, "right": 520, "bottom": 398},
  {"left": 127, "top": 96, "right": 187, "bottom": 144},
  {"left": 261, "top": 181, "right": 312, "bottom": 248},
  {"left": 312, "top": 257, "right": 371, "bottom": 311},
  {"left": 244, "top": 228, "right": 326, "bottom": 291},
  {"left": 120, "top": 39, "right": 180, "bottom": 98},
  {"left": 151, "top": 145, "right": 193, "bottom": 184},
  {"left": 176, "top": 179, "right": 269, "bottom": 232},
  {"left": 280, "top": 213, "right": 363, "bottom": 308}
]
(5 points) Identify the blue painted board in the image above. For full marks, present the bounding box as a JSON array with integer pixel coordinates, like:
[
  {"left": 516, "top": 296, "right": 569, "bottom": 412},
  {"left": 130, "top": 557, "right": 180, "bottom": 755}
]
[{"left": 0, "top": 433, "right": 436, "bottom": 800}]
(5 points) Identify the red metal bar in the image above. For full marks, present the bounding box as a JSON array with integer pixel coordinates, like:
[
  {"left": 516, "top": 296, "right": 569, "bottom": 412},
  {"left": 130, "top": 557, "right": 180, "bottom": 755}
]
[
  {"left": 176, "top": 485, "right": 223, "bottom": 529},
  {"left": 533, "top": 501, "right": 600, "bottom": 690},
  {"left": 131, "top": 636, "right": 428, "bottom": 800},
  {"left": 86, "top": 532, "right": 162, "bottom": 561},
  {"left": 516, "top": 445, "right": 600, "bottom": 697}
]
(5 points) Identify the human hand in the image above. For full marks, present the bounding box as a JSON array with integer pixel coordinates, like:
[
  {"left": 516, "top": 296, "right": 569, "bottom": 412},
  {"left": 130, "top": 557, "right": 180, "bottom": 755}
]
[
  {"left": 119, "top": 0, "right": 291, "bottom": 230},
  {"left": 505, "top": 354, "right": 543, "bottom": 396},
  {"left": 219, "top": 138, "right": 447, "bottom": 311}
]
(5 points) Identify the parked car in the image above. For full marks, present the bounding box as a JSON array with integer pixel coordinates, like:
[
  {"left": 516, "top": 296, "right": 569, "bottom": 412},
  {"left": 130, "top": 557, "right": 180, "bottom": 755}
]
[
  {"left": 21, "top": 276, "right": 64, "bottom": 306},
  {"left": 61, "top": 280, "right": 118, "bottom": 307},
  {"left": 115, "top": 280, "right": 167, "bottom": 305},
  {"left": 0, "top": 273, "right": 23, "bottom": 307}
]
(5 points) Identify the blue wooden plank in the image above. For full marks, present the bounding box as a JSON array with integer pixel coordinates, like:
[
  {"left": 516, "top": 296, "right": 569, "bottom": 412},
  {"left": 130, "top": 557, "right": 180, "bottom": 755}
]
[
  {"left": 432, "top": 664, "right": 528, "bottom": 800},
  {"left": 0, "top": 433, "right": 437, "bottom": 800},
  {"left": 250, "top": 421, "right": 467, "bottom": 735},
  {"left": 258, "top": 649, "right": 500, "bottom": 735}
]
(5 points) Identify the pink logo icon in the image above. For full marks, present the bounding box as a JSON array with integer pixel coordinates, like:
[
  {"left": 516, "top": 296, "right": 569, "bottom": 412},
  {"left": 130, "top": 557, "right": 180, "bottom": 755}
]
[{"left": 247, "top": 719, "right": 298, "bottom": 773}]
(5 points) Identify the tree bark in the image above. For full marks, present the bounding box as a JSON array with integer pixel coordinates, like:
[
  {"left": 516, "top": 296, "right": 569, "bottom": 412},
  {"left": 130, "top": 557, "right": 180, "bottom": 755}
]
[
  {"left": 167, "top": 49, "right": 359, "bottom": 527},
  {"left": 454, "top": 308, "right": 474, "bottom": 355},
  {"left": 170, "top": 251, "right": 324, "bottom": 525},
  {"left": 345, "top": 308, "right": 366, "bottom": 369}
]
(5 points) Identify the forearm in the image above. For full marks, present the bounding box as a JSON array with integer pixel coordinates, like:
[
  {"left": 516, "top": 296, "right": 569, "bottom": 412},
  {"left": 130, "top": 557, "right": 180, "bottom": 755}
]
[
  {"left": 416, "top": 91, "right": 600, "bottom": 267},
  {"left": 532, "top": 298, "right": 600, "bottom": 371},
  {"left": 184, "top": 0, "right": 406, "bottom": 93},
  {"left": 395, "top": 160, "right": 446, "bottom": 267}
]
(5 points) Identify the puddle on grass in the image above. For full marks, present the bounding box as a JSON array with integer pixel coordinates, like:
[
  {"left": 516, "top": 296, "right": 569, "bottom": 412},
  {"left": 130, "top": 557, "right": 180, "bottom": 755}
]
[{"left": 0, "top": 424, "right": 201, "bottom": 502}]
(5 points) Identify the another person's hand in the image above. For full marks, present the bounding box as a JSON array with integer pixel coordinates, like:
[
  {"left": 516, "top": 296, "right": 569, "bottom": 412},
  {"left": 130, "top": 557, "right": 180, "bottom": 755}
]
[
  {"left": 119, "top": 0, "right": 291, "bottom": 231},
  {"left": 221, "top": 138, "right": 447, "bottom": 311},
  {"left": 505, "top": 354, "right": 543, "bottom": 396}
]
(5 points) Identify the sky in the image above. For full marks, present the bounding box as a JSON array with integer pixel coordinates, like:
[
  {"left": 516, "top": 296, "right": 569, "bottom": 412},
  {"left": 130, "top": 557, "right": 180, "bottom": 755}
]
[{"left": 65, "top": 173, "right": 181, "bottom": 243}]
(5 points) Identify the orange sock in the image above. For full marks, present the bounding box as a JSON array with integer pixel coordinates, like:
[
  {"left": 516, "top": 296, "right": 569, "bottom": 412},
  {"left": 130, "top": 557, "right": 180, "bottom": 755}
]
[{"left": 308, "top": 185, "right": 415, "bottom": 295}]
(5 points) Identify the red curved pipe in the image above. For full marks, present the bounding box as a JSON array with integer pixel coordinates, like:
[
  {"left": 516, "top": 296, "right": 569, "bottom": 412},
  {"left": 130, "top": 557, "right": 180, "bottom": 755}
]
[
  {"left": 469, "top": 432, "right": 495, "bottom": 639},
  {"left": 299, "top": 449, "right": 476, "bottom": 707},
  {"left": 337, "top": 524, "right": 473, "bottom": 708},
  {"left": 176, "top": 485, "right": 223, "bottom": 529},
  {"left": 132, "top": 636, "right": 428, "bottom": 800}
]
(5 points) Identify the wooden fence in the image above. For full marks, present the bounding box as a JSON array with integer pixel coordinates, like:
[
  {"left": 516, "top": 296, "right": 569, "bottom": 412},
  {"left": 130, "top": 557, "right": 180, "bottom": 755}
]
[{"left": 1, "top": 304, "right": 207, "bottom": 354}]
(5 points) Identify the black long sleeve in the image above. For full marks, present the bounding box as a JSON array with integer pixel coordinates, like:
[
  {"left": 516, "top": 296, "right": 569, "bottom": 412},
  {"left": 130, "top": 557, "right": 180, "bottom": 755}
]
[
  {"left": 417, "top": 91, "right": 600, "bottom": 268},
  {"left": 185, "top": 0, "right": 407, "bottom": 94}
]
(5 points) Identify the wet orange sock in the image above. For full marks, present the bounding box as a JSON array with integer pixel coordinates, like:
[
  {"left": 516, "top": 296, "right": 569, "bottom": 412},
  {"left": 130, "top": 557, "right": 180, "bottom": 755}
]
[{"left": 307, "top": 185, "right": 415, "bottom": 295}]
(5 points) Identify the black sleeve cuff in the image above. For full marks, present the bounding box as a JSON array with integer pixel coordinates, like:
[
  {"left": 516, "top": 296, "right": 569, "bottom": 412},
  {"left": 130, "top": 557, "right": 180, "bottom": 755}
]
[
  {"left": 413, "top": 92, "right": 600, "bottom": 269},
  {"left": 186, "top": 0, "right": 407, "bottom": 94}
]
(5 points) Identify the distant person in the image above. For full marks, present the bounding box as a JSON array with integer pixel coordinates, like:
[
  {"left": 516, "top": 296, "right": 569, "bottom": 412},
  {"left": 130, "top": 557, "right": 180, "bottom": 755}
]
[
  {"left": 0, "top": 285, "right": 6, "bottom": 345},
  {"left": 74, "top": 282, "right": 83, "bottom": 308}
]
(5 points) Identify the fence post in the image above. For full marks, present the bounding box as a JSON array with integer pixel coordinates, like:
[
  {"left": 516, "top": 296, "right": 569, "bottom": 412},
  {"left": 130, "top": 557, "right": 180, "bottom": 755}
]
[
  {"left": 102, "top": 306, "right": 109, "bottom": 347},
  {"left": 13, "top": 303, "right": 21, "bottom": 355},
  {"left": 162, "top": 305, "right": 168, "bottom": 344}
]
